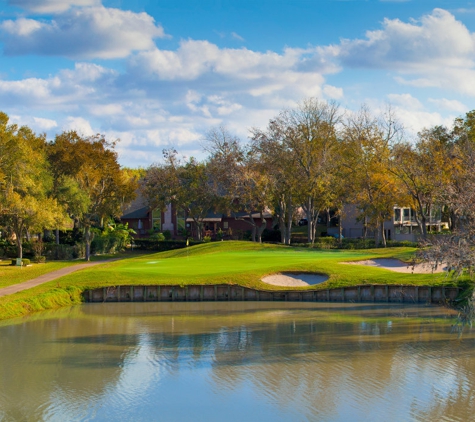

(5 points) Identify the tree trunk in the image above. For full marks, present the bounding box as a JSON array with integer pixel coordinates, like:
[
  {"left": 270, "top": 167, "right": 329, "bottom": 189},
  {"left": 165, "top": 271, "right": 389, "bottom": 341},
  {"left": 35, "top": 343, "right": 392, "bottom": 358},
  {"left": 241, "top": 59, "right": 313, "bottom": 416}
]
[
  {"left": 85, "top": 225, "right": 91, "bottom": 261},
  {"left": 257, "top": 214, "right": 267, "bottom": 243},
  {"left": 16, "top": 235, "right": 22, "bottom": 260},
  {"left": 375, "top": 219, "right": 381, "bottom": 247},
  {"left": 286, "top": 203, "right": 293, "bottom": 245},
  {"left": 381, "top": 221, "right": 387, "bottom": 247},
  {"left": 55, "top": 228, "right": 60, "bottom": 245}
]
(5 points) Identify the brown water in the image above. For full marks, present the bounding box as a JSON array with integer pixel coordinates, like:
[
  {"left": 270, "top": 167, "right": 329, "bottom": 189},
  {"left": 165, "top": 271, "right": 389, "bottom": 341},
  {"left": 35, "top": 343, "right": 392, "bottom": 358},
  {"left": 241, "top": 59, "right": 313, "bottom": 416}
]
[{"left": 0, "top": 302, "right": 473, "bottom": 421}]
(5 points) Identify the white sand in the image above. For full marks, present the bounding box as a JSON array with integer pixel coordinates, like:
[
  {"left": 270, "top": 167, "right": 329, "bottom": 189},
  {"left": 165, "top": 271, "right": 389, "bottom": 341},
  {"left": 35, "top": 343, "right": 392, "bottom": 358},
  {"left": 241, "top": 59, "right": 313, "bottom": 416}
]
[
  {"left": 343, "top": 258, "right": 444, "bottom": 274},
  {"left": 262, "top": 273, "right": 329, "bottom": 287}
]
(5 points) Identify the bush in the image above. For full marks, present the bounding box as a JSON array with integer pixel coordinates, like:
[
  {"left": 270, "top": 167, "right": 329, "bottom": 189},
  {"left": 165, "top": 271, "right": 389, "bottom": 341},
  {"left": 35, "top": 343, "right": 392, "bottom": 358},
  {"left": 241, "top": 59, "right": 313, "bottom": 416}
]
[
  {"left": 162, "top": 230, "right": 172, "bottom": 240},
  {"left": 203, "top": 235, "right": 212, "bottom": 243},
  {"left": 45, "top": 243, "right": 85, "bottom": 260},
  {"left": 132, "top": 239, "right": 202, "bottom": 252},
  {"left": 33, "top": 256, "right": 46, "bottom": 263},
  {"left": 11, "top": 258, "right": 30, "bottom": 266},
  {"left": 149, "top": 232, "right": 166, "bottom": 241}
]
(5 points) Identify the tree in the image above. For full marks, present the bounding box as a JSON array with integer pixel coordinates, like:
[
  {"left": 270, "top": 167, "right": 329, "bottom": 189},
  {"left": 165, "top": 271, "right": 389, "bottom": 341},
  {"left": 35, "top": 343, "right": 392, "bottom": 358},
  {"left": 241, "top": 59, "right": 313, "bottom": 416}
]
[
  {"left": 143, "top": 150, "right": 216, "bottom": 241},
  {"left": 48, "top": 131, "right": 137, "bottom": 260},
  {"left": 391, "top": 127, "right": 451, "bottom": 239},
  {"left": 418, "top": 110, "right": 475, "bottom": 279},
  {"left": 0, "top": 112, "right": 67, "bottom": 259},
  {"left": 275, "top": 99, "right": 341, "bottom": 244},
  {"left": 250, "top": 120, "right": 299, "bottom": 245},
  {"left": 341, "top": 106, "right": 405, "bottom": 246}
]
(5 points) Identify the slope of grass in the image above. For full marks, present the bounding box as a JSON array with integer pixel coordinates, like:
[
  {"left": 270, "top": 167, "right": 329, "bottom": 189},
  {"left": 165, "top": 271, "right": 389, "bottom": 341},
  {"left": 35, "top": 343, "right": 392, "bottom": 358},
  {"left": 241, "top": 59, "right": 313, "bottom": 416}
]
[
  {"left": 44, "top": 241, "right": 457, "bottom": 291},
  {"left": 0, "top": 260, "right": 78, "bottom": 288},
  {"left": 0, "top": 241, "right": 462, "bottom": 322}
]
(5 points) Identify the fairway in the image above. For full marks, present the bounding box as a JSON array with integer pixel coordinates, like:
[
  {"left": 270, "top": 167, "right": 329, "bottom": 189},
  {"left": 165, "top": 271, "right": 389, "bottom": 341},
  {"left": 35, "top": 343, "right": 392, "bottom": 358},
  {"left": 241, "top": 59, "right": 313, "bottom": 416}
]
[
  {"left": 0, "top": 242, "right": 463, "bottom": 322},
  {"left": 54, "top": 242, "right": 454, "bottom": 291}
]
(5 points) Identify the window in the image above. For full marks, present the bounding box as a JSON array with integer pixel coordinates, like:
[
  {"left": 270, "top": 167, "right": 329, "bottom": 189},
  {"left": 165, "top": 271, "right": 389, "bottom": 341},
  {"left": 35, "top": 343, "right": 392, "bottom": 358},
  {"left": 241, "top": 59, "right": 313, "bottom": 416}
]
[{"left": 152, "top": 209, "right": 161, "bottom": 231}]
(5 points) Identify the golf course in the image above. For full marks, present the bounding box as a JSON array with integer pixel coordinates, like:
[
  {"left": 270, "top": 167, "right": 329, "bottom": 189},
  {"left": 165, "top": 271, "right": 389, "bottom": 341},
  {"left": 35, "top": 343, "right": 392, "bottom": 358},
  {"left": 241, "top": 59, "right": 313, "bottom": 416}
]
[{"left": 0, "top": 241, "right": 463, "bottom": 322}]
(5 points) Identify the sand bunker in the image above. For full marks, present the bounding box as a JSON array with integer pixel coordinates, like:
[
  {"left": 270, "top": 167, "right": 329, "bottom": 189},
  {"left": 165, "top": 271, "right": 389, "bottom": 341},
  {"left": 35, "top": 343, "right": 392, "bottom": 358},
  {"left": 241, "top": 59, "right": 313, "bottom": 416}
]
[
  {"left": 343, "top": 258, "right": 444, "bottom": 274},
  {"left": 262, "top": 273, "right": 329, "bottom": 287}
]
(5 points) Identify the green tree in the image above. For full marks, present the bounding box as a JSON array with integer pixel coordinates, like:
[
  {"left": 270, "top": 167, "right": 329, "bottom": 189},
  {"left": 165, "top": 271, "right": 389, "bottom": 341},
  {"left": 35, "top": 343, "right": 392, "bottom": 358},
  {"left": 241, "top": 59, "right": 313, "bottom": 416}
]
[
  {"left": 48, "top": 131, "right": 137, "bottom": 260},
  {"left": 341, "top": 107, "right": 405, "bottom": 246},
  {"left": 143, "top": 150, "right": 216, "bottom": 241},
  {"left": 276, "top": 98, "right": 341, "bottom": 244},
  {"left": 0, "top": 112, "right": 67, "bottom": 259}
]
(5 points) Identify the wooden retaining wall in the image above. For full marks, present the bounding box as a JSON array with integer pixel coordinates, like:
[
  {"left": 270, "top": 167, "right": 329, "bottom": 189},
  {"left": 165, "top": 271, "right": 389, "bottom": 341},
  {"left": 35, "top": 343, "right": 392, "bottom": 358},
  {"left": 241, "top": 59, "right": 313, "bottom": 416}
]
[{"left": 83, "top": 284, "right": 461, "bottom": 305}]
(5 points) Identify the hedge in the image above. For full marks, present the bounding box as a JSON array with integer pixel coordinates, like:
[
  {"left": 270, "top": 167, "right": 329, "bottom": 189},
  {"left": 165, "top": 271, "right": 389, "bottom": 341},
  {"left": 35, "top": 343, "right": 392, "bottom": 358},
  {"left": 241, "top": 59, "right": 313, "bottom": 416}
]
[{"left": 132, "top": 239, "right": 202, "bottom": 252}]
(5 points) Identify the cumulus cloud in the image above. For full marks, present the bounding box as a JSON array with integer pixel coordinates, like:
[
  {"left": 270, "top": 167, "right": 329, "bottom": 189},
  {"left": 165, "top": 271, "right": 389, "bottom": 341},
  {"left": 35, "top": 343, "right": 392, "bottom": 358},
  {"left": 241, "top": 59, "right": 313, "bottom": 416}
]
[
  {"left": 8, "top": 0, "right": 100, "bottom": 14},
  {"left": 129, "top": 40, "right": 337, "bottom": 81},
  {"left": 337, "top": 9, "right": 474, "bottom": 69},
  {"left": 0, "top": 6, "right": 167, "bottom": 59},
  {"left": 62, "top": 116, "right": 95, "bottom": 136},
  {"left": 0, "top": 62, "right": 118, "bottom": 107},
  {"left": 428, "top": 98, "right": 467, "bottom": 113},
  {"left": 33, "top": 116, "right": 58, "bottom": 130},
  {"left": 387, "top": 93, "right": 423, "bottom": 110},
  {"left": 331, "top": 9, "right": 475, "bottom": 95}
]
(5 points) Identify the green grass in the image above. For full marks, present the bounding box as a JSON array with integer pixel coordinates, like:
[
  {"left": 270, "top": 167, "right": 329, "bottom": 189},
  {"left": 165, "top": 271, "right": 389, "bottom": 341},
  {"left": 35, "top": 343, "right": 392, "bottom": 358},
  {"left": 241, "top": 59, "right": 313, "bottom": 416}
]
[
  {"left": 0, "top": 241, "right": 465, "bottom": 322},
  {"left": 0, "top": 260, "right": 78, "bottom": 288},
  {"left": 41, "top": 241, "right": 459, "bottom": 290}
]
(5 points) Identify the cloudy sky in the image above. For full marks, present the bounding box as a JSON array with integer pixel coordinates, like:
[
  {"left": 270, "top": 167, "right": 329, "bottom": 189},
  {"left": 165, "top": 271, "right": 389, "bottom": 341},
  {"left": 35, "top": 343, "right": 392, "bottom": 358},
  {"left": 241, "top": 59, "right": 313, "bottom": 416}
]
[{"left": 0, "top": 0, "right": 474, "bottom": 167}]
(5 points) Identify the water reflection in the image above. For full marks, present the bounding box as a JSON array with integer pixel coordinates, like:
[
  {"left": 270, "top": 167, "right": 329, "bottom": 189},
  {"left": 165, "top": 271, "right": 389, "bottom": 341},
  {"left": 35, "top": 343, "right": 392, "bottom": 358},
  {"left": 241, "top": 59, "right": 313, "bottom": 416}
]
[{"left": 0, "top": 302, "right": 473, "bottom": 421}]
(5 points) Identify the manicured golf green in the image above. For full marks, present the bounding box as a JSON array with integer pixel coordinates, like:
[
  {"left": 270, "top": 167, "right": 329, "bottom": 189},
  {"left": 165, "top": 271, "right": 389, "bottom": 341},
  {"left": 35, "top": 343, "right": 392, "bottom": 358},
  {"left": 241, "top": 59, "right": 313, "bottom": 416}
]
[
  {"left": 45, "top": 241, "right": 455, "bottom": 290},
  {"left": 0, "top": 241, "right": 461, "bottom": 322}
]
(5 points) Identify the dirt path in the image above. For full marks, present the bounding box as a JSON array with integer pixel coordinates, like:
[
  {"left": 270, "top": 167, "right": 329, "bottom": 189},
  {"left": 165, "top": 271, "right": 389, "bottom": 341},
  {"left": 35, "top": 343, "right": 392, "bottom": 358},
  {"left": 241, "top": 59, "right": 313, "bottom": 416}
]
[{"left": 0, "top": 260, "right": 118, "bottom": 298}]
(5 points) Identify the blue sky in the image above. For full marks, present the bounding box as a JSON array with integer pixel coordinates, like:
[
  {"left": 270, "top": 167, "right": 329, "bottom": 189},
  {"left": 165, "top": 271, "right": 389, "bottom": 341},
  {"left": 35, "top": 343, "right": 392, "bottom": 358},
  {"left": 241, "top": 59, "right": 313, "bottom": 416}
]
[{"left": 1, "top": 0, "right": 474, "bottom": 166}]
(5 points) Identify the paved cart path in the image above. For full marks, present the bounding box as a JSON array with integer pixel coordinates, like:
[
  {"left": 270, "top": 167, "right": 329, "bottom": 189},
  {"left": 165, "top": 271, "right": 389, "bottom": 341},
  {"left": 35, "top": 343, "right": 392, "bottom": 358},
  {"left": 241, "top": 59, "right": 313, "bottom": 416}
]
[{"left": 0, "top": 259, "right": 119, "bottom": 298}]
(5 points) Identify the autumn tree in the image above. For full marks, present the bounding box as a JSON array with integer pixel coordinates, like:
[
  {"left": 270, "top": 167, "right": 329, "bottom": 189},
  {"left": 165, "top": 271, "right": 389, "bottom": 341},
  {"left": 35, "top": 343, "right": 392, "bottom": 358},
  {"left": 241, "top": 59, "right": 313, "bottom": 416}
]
[
  {"left": 143, "top": 150, "right": 216, "bottom": 241},
  {"left": 48, "top": 131, "right": 137, "bottom": 260},
  {"left": 391, "top": 127, "right": 451, "bottom": 239},
  {"left": 275, "top": 99, "right": 341, "bottom": 244},
  {"left": 250, "top": 120, "right": 300, "bottom": 245},
  {"left": 341, "top": 107, "right": 405, "bottom": 246},
  {"left": 0, "top": 112, "right": 67, "bottom": 259}
]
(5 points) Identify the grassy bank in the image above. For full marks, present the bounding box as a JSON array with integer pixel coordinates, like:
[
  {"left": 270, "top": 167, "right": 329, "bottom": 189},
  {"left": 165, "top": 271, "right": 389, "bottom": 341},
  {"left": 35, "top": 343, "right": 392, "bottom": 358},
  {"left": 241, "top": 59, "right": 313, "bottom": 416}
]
[
  {"left": 0, "top": 241, "right": 465, "bottom": 322},
  {"left": 0, "top": 260, "right": 78, "bottom": 288}
]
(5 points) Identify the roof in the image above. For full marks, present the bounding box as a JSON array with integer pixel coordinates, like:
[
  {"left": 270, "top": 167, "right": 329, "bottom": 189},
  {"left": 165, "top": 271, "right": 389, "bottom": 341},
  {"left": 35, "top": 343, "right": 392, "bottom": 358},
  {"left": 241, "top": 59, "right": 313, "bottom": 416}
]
[
  {"left": 121, "top": 205, "right": 149, "bottom": 220},
  {"left": 186, "top": 210, "right": 273, "bottom": 222},
  {"left": 121, "top": 188, "right": 150, "bottom": 220}
]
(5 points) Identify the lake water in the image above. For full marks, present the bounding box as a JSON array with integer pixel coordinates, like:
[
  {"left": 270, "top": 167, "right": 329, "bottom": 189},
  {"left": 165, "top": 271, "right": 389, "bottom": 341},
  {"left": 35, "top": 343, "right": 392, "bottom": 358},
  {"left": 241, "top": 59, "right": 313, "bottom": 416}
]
[{"left": 0, "top": 302, "right": 474, "bottom": 422}]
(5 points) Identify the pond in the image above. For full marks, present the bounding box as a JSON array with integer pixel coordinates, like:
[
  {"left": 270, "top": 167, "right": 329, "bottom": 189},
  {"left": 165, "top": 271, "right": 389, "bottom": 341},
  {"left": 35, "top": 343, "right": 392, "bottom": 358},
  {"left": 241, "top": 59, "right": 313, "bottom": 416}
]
[{"left": 0, "top": 302, "right": 473, "bottom": 421}]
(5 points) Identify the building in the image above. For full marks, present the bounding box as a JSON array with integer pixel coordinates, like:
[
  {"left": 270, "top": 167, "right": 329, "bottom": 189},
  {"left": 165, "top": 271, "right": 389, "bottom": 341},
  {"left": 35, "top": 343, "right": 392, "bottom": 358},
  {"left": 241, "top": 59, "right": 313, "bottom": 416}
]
[{"left": 339, "top": 204, "right": 447, "bottom": 242}]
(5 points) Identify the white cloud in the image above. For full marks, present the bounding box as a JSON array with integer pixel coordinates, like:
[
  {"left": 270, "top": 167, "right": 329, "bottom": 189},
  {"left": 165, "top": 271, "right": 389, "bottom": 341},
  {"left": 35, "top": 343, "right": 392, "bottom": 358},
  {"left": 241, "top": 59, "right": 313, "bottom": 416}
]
[
  {"left": 323, "top": 85, "right": 343, "bottom": 99},
  {"left": 8, "top": 0, "right": 100, "bottom": 14},
  {"left": 337, "top": 9, "right": 475, "bottom": 69},
  {"left": 330, "top": 9, "right": 475, "bottom": 96},
  {"left": 33, "top": 116, "right": 58, "bottom": 130},
  {"left": 130, "top": 40, "right": 336, "bottom": 81},
  {"left": 428, "top": 98, "right": 467, "bottom": 113},
  {"left": 0, "top": 62, "right": 117, "bottom": 107},
  {"left": 62, "top": 116, "right": 95, "bottom": 136},
  {"left": 0, "top": 6, "right": 167, "bottom": 59},
  {"left": 231, "top": 32, "right": 245, "bottom": 41},
  {"left": 387, "top": 93, "right": 423, "bottom": 110}
]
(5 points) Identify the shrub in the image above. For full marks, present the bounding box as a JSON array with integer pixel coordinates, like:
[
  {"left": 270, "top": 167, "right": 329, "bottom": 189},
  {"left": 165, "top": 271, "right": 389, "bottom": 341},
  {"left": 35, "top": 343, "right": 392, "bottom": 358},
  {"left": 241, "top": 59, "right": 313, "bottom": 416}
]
[
  {"left": 132, "top": 239, "right": 202, "bottom": 252},
  {"left": 45, "top": 243, "right": 85, "bottom": 260},
  {"left": 162, "top": 230, "right": 172, "bottom": 240},
  {"left": 203, "top": 235, "right": 212, "bottom": 243},
  {"left": 11, "top": 258, "right": 30, "bottom": 266},
  {"left": 149, "top": 232, "right": 166, "bottom": 241}
]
